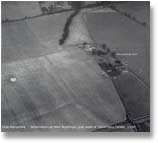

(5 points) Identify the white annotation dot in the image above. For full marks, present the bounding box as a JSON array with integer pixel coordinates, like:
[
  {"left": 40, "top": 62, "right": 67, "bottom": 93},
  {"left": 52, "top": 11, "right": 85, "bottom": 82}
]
[{"left": 10, "top": 77, "right": 17, "bottom": 82}]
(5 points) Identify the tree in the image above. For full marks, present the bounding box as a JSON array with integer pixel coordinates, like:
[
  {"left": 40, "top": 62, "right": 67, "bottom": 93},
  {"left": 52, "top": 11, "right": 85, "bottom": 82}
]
[{"left": 68, "top": 1, "right": 84, "bottom": 10}]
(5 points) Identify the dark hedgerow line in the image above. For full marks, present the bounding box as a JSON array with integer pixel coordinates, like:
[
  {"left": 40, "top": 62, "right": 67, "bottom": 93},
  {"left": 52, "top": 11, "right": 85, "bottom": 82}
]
[
  {"left": 1, "top": 3, "right": 99, "bottom": 24},
  {"left": 59, "top": 10, "right": 80, "bottom": 45},
  {"left": 107, "top": 4, "right": 149, "bottom": 28}
]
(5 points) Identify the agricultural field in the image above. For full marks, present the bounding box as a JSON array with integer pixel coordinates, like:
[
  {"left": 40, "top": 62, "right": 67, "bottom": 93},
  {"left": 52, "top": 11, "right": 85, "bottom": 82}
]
[{"left": 1, "top": 1, "right": 150, "bottom": 132}]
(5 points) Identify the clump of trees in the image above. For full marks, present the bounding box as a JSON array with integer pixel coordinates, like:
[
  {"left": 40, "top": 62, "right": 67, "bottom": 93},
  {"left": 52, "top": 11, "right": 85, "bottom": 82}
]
[
  {"left": 68, "top": 1, "right": 85, "bottom": 10},
  {"left": 59, "top": 2, "right": 84, "bottom": 45}
]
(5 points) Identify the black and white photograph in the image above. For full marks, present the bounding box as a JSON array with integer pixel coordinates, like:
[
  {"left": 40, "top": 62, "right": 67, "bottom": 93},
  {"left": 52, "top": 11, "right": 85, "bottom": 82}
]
[{"left": 1, "top": 1, "right": 150, "bottom": 132}]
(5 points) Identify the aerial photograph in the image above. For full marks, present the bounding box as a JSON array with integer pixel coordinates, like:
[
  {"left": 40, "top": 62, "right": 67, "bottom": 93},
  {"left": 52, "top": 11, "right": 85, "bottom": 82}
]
[{"left": 1, "top": 1, "right": 150, "bottom": 132}]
